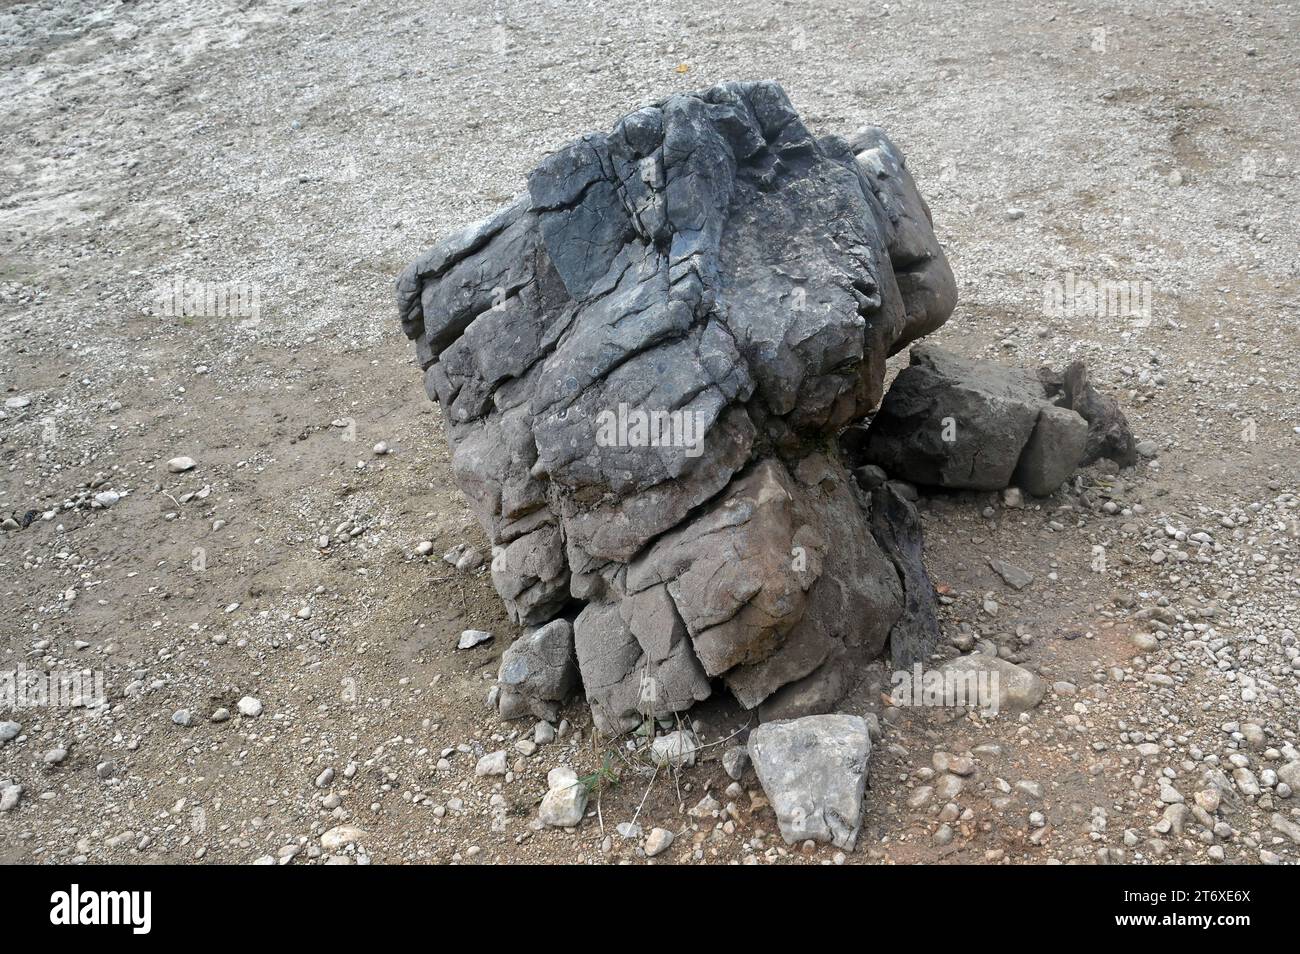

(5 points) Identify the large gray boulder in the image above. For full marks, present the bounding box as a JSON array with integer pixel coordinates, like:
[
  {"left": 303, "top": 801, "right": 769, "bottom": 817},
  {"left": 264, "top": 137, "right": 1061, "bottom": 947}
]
[
  {"left": 397, "top": 81, "right": 956, "bottom": 732},
  {"left": 748, "top": 714, "right": 872, "bottom": 850}
]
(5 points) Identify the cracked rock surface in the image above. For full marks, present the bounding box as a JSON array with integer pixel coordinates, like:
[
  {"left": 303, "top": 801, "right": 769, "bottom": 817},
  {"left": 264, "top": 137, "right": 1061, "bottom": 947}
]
[
  {"left": 397, "top": 80, "right": 956, "bottom": 733},
  {"left": 748, "top": 714, "right": 873, "bottom": 850}
]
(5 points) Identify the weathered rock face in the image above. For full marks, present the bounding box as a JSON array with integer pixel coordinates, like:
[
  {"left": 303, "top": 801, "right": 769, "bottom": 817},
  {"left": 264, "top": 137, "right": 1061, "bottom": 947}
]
[
  {"left": 856, "top": 344, "right": 1135, "bottom": 494},
  {"left": 496, "top": 618, "right": 578, "bottom": 722},
  {"left": 397, "top": 81, "right": 956, "bottom": 733},
  {"left": 869, "top": 484, "right": 942, "bottom": 669}
]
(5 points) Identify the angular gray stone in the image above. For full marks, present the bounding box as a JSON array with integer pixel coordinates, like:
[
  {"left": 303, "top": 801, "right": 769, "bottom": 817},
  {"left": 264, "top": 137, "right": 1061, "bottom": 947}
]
[
  {"left": 496, "top": 619, "right": 578, "bottom": 722},
  {"left": 457, "top": 629, "right": 493, "bottom": 650},
  {"left": 988, "top": 557, "right": 1034, "bottom": 591},
  {"left": 1013, "top": 405, "right": 1089, "bottom": 496},
  {"left": 644, "top": 827, "right": 674, "bottom": 857},
  {"left": 320, "top": 825, "right": 367, "bottom": 851},
  {"left": 649, "top": 730, "right": 700, "bottom": 769},
  {"left": 861, "top": 345, "right": 1133, "bottom": 491},
  {"left": 475, "top": 750, "right": 508, "bottom": 776},
  {"left": 1272, "top": 813, "right": 1300, "bottom": 845},
  {"left": 539, "top": 769, "right": 588, "bottom": 827},
  {"left": 722, "top": 746, "right": 751, "bottom": 781},
  {"left": 1056, "top": 360, "right": 1138, "bottom": 467},
  {"left": 852, "top": 463, "right": 887, "bottom": 491},
  {"left": 748, "top": 714, "right": 871, "bottom": 850},
  {"left": 861, "top": 345, "right": 1045, "bottom": 490},
  {"left": 0, "top": 785, "right": 23, "bottom": 812}
]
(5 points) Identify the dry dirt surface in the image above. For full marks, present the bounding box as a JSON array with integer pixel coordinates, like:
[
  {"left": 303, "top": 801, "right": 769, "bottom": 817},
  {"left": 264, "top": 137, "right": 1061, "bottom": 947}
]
[{"left": 1, "top": 0, "right": 1297, "bottom": 866}]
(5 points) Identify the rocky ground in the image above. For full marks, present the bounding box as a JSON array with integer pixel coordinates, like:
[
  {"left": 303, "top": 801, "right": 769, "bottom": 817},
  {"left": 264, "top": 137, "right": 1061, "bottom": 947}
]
[{"left": 1, "top": 0, "right": 1297, "bottom": 865}]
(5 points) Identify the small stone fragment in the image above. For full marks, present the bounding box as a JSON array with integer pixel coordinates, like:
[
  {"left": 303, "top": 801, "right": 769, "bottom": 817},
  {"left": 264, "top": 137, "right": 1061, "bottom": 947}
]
[
  {"left": 457, "top": 629, "right": 493, "bottom": 650},
  {"left": 649, "top": 731, "right": 699, "bottom": 769},
  {"left": 475, "top": 751, "right": 508, "bottom": 776},
  {"left": 644, "top": 827, "right": 674, "bottom": 857}
]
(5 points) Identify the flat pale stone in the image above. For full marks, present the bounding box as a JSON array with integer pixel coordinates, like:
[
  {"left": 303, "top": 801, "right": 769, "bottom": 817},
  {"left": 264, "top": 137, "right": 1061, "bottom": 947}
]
[{"left": 748, "top": 714, "right": 871, "bottom": 851}]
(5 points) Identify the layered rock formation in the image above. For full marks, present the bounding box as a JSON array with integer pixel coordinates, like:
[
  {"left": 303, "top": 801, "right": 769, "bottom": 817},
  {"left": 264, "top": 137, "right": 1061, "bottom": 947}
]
[{"left": 397, "top": 80, "right": 956, "bottom": 733}]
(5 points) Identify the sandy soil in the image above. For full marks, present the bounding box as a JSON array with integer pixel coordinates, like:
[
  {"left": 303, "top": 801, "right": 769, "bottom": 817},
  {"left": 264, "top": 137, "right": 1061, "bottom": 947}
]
[{"left": 0, "top": 0, "right": 1297, "bottom": 865}]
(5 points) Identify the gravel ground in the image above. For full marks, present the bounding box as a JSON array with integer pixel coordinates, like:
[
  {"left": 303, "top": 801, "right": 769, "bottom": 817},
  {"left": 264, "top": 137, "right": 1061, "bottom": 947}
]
[{"left": 0, "top": 0, "right": 1297, "bottom": 865}]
